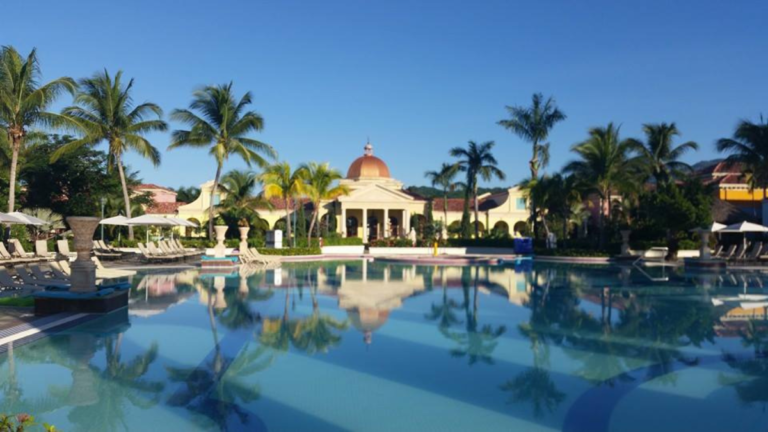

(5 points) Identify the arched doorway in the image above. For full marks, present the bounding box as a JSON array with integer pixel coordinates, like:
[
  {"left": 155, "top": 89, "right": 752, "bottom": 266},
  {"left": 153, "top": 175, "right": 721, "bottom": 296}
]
[
  {"left": 388, "top": 216, "right": 399, "bottom": 237},
  {"left": 472, "top": 221, "right": 485, "bottom": 237},
  {"left": 367, "top": 216, "right": 379, "bottom": 241},
  {"left": 346, "top": 216, "right": 358, "bottom": 238},
  {"left": 513, "top": 221, "right": 530, "bottom": 237},
  {"left": 186, "top": 218, "right": 201, "bottom": 237},
  {"left": 447, "top": 221, "right": 461, "bottom": 238},
  {"left": 492, "top": 221, "right": 510, "bottom": 237}
]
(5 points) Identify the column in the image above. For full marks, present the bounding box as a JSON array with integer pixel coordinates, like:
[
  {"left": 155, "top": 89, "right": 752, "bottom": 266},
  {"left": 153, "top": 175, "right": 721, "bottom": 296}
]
[
  {"left": 383, "top": 208, "right": 389, "bottom": 238},
  {"left": 403, "top": 209, "right": 410, "bottom": 236},
  {"left": 362, "top": 208, "right": 368, "bottom": 242},
  {"left": 341, "top": 206, "right": 347, "bottom": 237}
]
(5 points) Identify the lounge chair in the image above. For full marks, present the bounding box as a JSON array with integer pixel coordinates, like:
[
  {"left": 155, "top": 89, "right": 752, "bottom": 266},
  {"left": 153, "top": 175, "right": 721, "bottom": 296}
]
[
  {"left": 16, "top": 267, "right": 70, "bottom": 288},
  {"left": 91, "top": 257, "right": 136, "bottom": 278},
  {"left": 148, "top": 241, "right": 181, "bottom": 259},
  {"left": 92, "top": 240, "right": 122, "bottom": 260},
  {"left": 49, "top": 262, "right": 70, "bottom": 279},
  {"left": 743, "top": 242, "right": 763, "bottom": 261},
  {"left": 175, "top": 239, "right": 203, "bottom": 256},
  {"left": 730, "top": 243, "right": 748, "bottom": 261},
  {"left": 248, "top": 247, "right": 280, "bottom": 265},
  {"left": 721, "top": 244, "right": 738, "bottom": 260},
  {"left": 9, "top": 239, "right": 37, "bottom": 259},
  {"left": 712, "top": 244, "right": 723, "bottom": 258},
  {"left": 57, "top": 240, "right": 76, "bottom": 259},
  {"left": 35, "top": 240, "right": 56, "bottom": 260},
  {"left": 0, "top": 270, "right": 42, "bottom": 292},
  {"left": 137, "top": 243, "right": 169, "bottom": 263},
  {"left": 30, "top": 265, "right": 69, "bottom": 282}
]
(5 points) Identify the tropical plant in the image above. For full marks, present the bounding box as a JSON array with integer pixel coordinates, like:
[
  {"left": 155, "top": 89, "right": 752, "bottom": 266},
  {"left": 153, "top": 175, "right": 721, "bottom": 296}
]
[
  {"left": 498, "top": 93, "right": 566, "bottom": 234},
  {"left": 563, "top": 123, "right": 639, "bottom": 247},
  {"left": 0, "top": 46, "right": 76, "bottom": 215},
  {"left": 716, "top": 116, "right": 768, "bottom": 192},
  {"left": 169, "top": 82, "right": 276, "bottom": 238},
  {"left": 520, "top": 174, "right": 582, "bottom": 242},
  {"left": 259, "top": 162, "right": 307, "bottom": 246},
  {"left": 176, "top": 186, "right": 201, "bottom": 203},
  {"left": 626, "top": 122, "right": 698, "bottom": 185},
  {"left": 450, "top": 141, "right": 506, "bottom": 238},
  {"left": 52, "top": 70, "right": 166, "bottom": 238},
  {"left": 300, "top": 162, "right": 349, "bottom": 241},
  {"left": 219, "top": 169, "right": 270, "bottom": 228},
  {"left": 424, "top": 162, "right": 461, "bottom": 230}
]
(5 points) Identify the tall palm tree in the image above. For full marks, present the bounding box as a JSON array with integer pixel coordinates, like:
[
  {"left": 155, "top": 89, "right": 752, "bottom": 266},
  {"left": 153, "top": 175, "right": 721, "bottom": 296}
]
[
  {"left": 716, "top": 116, "right": 768, "bottom": 193},
  {"left": 424, "top": 162, "right": 461, "bottom": 232},
  {"left": 627, "top": 122, "right": 698, "bottom": 185},
  {"left": 259, "top": 162, "right": 307, "bottom": 246},
  {"left": 450, "top": 141, "right": 506, "bottom": 238},
  {"left": 0, "top": 46, "right": 76, "bottom": 215},
  {"left": 498, "top": 93, "right": 566, "bottom": 234},
  {"left": 300, "top": 162, "right": 349, "bottom": 241},
  {"left": 175, "top": 185, "right": 201, "bottom": 203},
  {"left": 169, "top": 82, "right": 276, "bottom": 238},
  {"left": 564, "top": 123, "right": 638, "bottom": 247},
  {"left": 52, "top": 70, "right": 166, "bottom": 239}
]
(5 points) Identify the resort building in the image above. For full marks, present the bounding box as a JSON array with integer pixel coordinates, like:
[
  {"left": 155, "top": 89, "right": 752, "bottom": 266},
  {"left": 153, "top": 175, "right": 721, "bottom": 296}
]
[
  {"left": 697, "top": 161, "right": 767, "bottom": 222},
  {"left": 145, "top": 142, "right": 531, "bottom": 240}
]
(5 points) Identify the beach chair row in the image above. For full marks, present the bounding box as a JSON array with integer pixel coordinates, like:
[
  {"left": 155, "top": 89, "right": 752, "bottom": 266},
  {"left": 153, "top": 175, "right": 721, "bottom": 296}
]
[
  {"left": 239, "top": 247, "right": 281, "bottom": 265},
  {"left": 0, "top": 259, "right": 136, "bottom": 295},
  {"left": 137, "top": 239, "right": 204, "bottom": 262},
  {"left": 715, "top": 242, "right": 768, "bottom": 262}
]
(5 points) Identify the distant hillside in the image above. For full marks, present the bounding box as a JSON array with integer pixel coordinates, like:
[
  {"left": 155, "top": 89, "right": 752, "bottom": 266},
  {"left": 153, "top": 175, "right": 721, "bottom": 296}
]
[
  {"left": 406, "top": 185, "right": 508, "bottom": 199},
  {"left": 692, "top": 159, "right": 723, "bottom": 172}
]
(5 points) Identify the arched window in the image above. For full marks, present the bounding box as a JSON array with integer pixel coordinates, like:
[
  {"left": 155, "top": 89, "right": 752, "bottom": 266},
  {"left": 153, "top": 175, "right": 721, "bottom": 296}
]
[
  {"left": 346, "top": 216, "right": 358, "bottom": 237},
  {"left": 493, "top": 221, "right": 510, "bottom": 236}
]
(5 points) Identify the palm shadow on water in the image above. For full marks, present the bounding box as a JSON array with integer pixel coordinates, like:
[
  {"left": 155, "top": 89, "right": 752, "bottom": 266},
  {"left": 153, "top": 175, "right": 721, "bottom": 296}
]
[{"left": 720, "top": 318, "right": 768, "bottom": 409}]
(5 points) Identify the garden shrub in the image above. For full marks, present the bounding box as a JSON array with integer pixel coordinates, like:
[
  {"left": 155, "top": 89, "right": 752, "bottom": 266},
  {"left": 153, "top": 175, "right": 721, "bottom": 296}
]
[
  {"left": 256, "top": 247, "right": 321, "bottom": 256},
  {"left": 323, "top": 237, "right": 363, "bottom": 246}
]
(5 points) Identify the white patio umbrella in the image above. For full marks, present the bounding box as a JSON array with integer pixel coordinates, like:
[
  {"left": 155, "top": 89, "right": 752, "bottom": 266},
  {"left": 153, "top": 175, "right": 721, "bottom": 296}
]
[
  {"left": 126, "top": 215, "right": 177, "bottom": 243},
  {"left": 100, "top": 215, "right": 130, "bottom": 226},
  {"left": 0, "top": 212, "right": 26, "bottom": 224},
  {"left": 8, "top": 211, "right": 48, "bottom": 226},
  {"left": 720, "top": 221, "right": 768, "bottom": 249}
]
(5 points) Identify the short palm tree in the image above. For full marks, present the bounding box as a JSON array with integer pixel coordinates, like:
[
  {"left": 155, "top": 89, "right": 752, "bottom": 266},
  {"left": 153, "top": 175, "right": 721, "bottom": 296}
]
[
  {"left": 0, "top": 46, "right": 76, "bottom": 214},
  {"left": 169, "top": 82, "right": 276, "bottom": 238},
  {"left": 219, "top": 169, "right": 270, "bottom": 226},
  {"left": 259, "top": 162, "right": 307, "bottom": 245},
  {"left": 717, "top": 116, "right": 768, "bottom": 193},
  {"left": 498, "top": 93, "right": 566, "bottom": 234},
  {"left": 627, "top": 122, "right": 698, "bottom": 185},
  {"left": 175, "top": 186, "right": 201, "bottom": 203},
  {"left": 52, "top": 70, "right": 166, "bottom": 239},
  {"left": 300, "top": 162, "right": 349, "bottom": 241},
  {"left": 424, "top": 162, "right": 461, "bottom": 231},
  {"left": 564, "top": 123, "right": 638, "bottom": 247},
  {"left": 450, "top": 141, "right": 505, "bottom": 238}
]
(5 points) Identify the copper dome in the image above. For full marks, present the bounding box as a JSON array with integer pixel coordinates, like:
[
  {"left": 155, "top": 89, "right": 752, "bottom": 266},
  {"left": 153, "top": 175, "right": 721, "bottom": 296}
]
[{"left": 346, "top": 143, "right": 391, "bottom": 179}]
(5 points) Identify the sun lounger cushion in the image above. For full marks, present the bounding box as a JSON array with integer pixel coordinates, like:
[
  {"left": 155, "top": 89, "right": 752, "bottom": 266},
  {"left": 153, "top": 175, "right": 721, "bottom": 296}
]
[{"left": 33, "top": 288, "right": 115, "bottom": 299}]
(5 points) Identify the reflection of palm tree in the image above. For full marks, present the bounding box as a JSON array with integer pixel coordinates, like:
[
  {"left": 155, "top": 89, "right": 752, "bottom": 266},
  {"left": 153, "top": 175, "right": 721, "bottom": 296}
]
[
  {"left": 499, "top": 368, "right": 565, "bottom": 418},
  {"left": 292, "top": 285, "right": 349, "bottom": 355},
  {"left": 425, "top": 274, "right": 462, "bottom": 329},
  {"left": 167, "top": 292, "right": 273, "bottom": 430},
  {"left": 441, "top": 267, "right": 506, "bottom": 365}
]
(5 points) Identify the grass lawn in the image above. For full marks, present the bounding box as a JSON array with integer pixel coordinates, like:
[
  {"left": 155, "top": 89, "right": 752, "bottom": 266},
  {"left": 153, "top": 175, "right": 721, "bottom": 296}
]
[{"left": 0, "top": 297, "right": 34, "bottom": 307}]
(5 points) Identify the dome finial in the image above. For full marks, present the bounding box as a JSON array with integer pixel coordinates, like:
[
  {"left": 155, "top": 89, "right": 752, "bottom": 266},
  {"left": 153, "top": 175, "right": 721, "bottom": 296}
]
[{"left": 364, "top": 140, "right": 373, "bottom": 156}]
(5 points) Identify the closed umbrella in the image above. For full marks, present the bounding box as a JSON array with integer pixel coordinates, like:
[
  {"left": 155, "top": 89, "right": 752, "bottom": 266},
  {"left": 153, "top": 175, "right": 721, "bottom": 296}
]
[{"left": 8, "top": 212, "right": 48, "bottom": 226}]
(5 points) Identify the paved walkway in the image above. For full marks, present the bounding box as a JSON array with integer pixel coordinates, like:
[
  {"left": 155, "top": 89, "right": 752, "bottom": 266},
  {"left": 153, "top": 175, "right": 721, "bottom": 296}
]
[{"left": 0, "top": 306, "right": 35, "bottom": 332}]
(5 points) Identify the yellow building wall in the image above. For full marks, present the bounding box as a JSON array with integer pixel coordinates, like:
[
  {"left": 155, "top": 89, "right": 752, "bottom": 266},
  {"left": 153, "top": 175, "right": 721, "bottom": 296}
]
[{"left": 720, "top": 188, "right": 766, "bottom": 201}]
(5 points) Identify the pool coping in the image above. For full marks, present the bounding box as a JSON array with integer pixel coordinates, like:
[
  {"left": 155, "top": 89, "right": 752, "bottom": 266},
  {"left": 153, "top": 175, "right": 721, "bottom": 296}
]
[{"left": 0, "top": 312, "right": 95, "bottom": 352}]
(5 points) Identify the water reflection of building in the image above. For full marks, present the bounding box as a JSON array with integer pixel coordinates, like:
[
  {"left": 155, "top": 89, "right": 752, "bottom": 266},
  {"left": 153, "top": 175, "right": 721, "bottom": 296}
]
[{"left": 130, "top": 271, "right": 197, "bottom": 317}]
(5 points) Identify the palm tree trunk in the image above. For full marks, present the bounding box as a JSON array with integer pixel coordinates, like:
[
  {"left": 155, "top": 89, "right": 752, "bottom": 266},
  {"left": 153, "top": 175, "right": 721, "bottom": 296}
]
[
  {"left": 598, "top": 194, "right": 606, "bottom": 249},
  {"left": 473, "top": 181, "right": 480, "bottom": 238},
  {"left": 208, "top": 163, "right": 223, "bottom": 239},
  {"left": 308, "top": 203, "right": 318, "bottom": 243},
  {"left": 116, "top": 157, "right": 134, "bottom": 240},
  {"left": 284, "top": 196, "right": 292, "bottom": 244},
  {"left": 530, "top": 141, "right": 539, "bottom": 238},
  {"left": 7, "top": 137, "right": 20, "bottom": 214}
]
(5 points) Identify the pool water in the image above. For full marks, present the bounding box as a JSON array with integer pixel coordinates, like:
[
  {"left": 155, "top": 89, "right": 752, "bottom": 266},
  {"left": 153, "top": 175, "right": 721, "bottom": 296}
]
[{"left": 1, "top": 261, "right": 767, "bottom": 431}]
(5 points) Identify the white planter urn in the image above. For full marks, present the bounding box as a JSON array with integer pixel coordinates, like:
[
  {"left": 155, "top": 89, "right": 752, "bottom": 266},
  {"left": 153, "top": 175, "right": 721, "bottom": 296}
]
[
  {"left": 67, "top": 216, "right": 99, "bottom": 292},
  {"left": 620, "top": 230, "right": 632, "bottom": 256},
  {"left": 239, "top": 226, "right": 250, "bottom": 253},
  {"left": 213, "top": 225, "right": 228, "bottom": 258},
  {"left": 699, "top": 230, "right": 712, "bottom": 260}
]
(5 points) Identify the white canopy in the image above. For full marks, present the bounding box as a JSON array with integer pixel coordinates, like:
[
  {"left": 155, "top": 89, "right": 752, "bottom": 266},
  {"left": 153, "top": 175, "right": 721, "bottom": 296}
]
[
  {"left": 165, "top": 217, "right": 197, "bottom": 227},
  {"left": 100, "top": 215, "right": 131, "bottom": 226},
  {"left": 0, "top": 212, "right": 26, "bottom": 224},
  {"left": 690, "top": 222, "right": 727, "bottom": 233},
  {"left": 126, "top": 215, "right": 177, "bottom": 226},
  {"left": 7, "top": 212, "right": 47, "bottom": 225},
  {"left": 720, "top": 221, "right": 768, "bottom": 233}
]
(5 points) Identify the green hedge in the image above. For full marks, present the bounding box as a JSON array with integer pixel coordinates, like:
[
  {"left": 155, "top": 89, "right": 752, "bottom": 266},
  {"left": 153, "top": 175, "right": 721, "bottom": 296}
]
[
  {"left": 256, "top": 247, "right": 321, "bottom": 256},
  {"left": 323, "top": 237, "right": 363, "bottom": 246},
  {"left": 533, "top": 247, "right": 612, "bottom": 257},
  {"left": 369, "top": 238, "right": 414, "bottom": 248}
]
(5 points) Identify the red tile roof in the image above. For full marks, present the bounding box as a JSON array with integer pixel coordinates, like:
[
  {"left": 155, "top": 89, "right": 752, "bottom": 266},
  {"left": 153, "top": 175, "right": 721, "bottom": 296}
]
[{"left": 145, "top": 202, "right": 185, "bottom": 214}]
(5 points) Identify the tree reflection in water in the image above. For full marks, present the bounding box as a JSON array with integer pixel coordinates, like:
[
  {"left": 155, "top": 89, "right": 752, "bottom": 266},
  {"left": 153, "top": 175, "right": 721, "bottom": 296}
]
[{"left": 721, "top": 319, "right": 768, "bottom": 408}]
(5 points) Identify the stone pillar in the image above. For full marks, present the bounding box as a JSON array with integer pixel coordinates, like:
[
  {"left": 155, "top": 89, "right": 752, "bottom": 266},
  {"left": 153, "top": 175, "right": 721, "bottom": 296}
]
[
  {"left": 67, "top": 217, "right": 99, "bottom": 293},
  {"left": 383, "top": 208, "right": 389, "bottom": 238},
  {"left": 699, "top": 230, "right": 712, "bottom": 260},
  {"left": 403, "top": 209, "right": 410, "bottom": 236},
  {"left": 238, "top": 226, "right": 250, "bottom": 253},
  {"left": 213, "top": 225, "right": 228, "bottom": 258},
  {"left": 239, "top": 274, "right": 249, "bottom": 298},
  {"left": 341, "top": 207, "right": 347, "bottom": 237},
  {"left": 620, "top": 230, "right": 631, "bottom": 256},
  {"left": 362, "top": 258, "right": 367, "bottom": 283},
  {"left": 362, "top": 208, "right": 368, "bottom": 242}
]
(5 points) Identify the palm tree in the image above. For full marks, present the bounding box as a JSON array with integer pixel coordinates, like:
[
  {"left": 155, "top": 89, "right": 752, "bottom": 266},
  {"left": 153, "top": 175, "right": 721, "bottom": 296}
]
[
  {"left": 169, "top": 82, "right": 276, "bottom": 238},
  {"left": 716, "top": 116, "right": 768, "bottom": 193},
  {"left": 450, "top": 141, "right": 506, "bottom": 238},
  {"left": 176, "top": 186, "right": 201, "bottom": 203},
  {"left": 0, "top": 46, "right": 76, "bottom": 215},
  {"left": 259, "top": 162, "right": 307, "bottom": 246},
  {"left": 424, "top": 163, "right": 461, "bottom": 232},
  {"left": 52, "top": 70, "right": 166, "bottom": 239},
  {"left": 498, "top": 93, "right": 566, "bottom": 234},
  {"left": 219, "top": 169, "right": 270, "bottom": 225},
  {"left": 300, "top": 162, "right": 349, "bottom": 241},
  {"left": 627, "top": 122, "right": 698, "bottom": 185},
  {"left": 564, "top": 123, "right": 638, "bottom": 247}
]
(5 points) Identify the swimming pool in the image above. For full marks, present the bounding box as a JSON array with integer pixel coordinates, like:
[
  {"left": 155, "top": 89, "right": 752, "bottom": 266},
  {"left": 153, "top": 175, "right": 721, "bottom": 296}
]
[{"left": 1, "top": 260, "right": 766, "bottom": 431}]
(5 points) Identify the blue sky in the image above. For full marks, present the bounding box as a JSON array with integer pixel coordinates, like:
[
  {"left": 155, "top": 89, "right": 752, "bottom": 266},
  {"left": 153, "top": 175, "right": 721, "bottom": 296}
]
[{"left": 2, "top": 0, "right": 766, "bottom": 190}]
